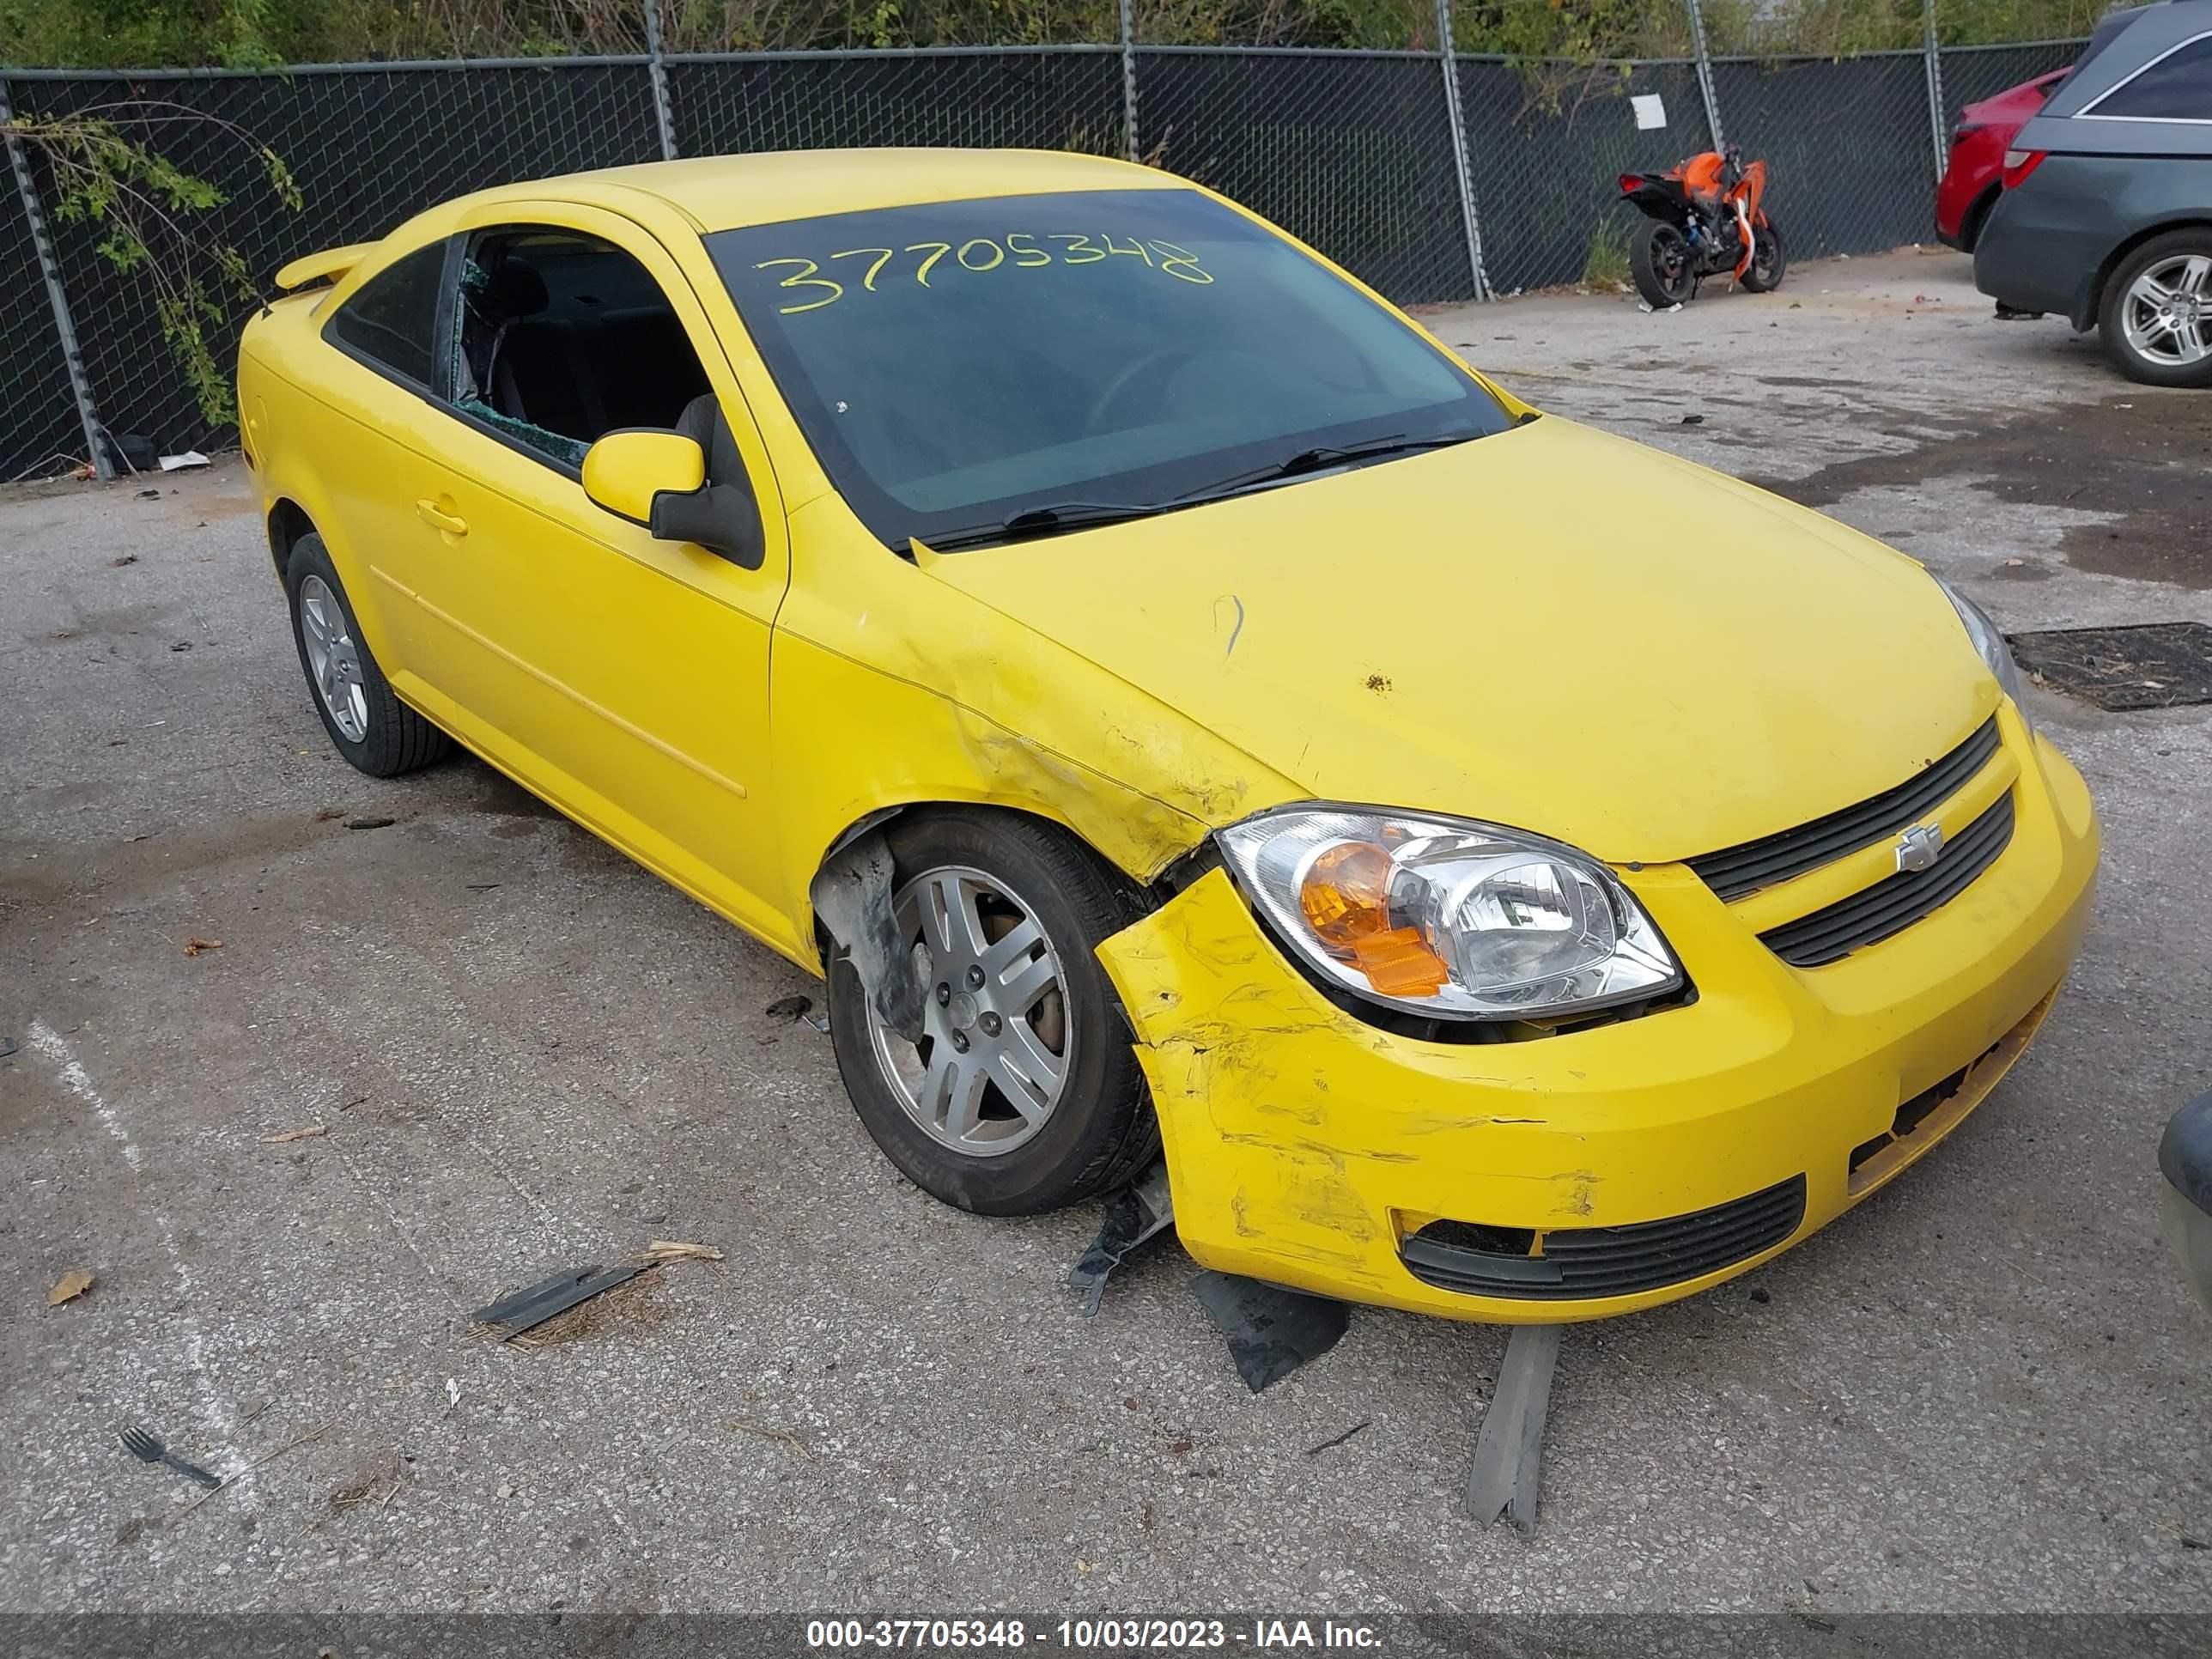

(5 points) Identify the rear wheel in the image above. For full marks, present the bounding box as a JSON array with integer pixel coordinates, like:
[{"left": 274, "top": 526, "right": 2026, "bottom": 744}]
[
  {"left": 1741, "top": 217, "right": 1787, "bottom": 293},
  {"left": 285, "top": 533, "right": 451, "bottom": 776},
  {"left": 1631, "top": 220, "right": 1696, "bottom": 308},
  {"left": 1959, "top": 188, "right": 1999, "bottom": 256},
  {"left": 824, "top": 811, "right": 1158, "bottom": 1217},
  {"left": 2100, "top": 231, "right": 2212, "bottom": 390}
]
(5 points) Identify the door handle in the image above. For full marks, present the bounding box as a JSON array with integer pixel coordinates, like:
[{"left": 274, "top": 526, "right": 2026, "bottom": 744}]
[{"left": 415, "top": 499, "right": 468, "bottom": 537}]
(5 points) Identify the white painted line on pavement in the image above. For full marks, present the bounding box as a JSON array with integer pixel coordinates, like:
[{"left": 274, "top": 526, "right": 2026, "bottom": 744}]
[{"left": 28, "top": 1018, "right": 259, "bottom": 1505}]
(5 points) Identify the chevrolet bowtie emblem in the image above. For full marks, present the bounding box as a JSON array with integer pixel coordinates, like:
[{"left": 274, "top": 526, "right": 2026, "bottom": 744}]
[{"left": 1895, "top": 823, "right": 1945, "bottom": 873}]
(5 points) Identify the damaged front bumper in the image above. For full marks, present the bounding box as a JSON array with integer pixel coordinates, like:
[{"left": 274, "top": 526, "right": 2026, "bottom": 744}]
[{"left": 1097, "top": 722, "right": 2099, "bottom": 1323}]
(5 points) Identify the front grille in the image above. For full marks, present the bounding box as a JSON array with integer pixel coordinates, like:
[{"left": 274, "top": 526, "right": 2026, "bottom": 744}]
[
  {"left": 1759, "top": 791, "right": 2015, "bottom": 968},
  {"left": 1399, "top": 1176, "right": 1806, "bottom": 1301},
  {"left": 1687, "top": 718, "right": 2001, "bottom": 902}
]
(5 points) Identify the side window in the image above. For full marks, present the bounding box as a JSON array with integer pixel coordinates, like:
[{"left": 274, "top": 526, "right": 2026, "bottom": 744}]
[
  {"left": 324, "top": 240, "right": 449, "bottom": 389},
  {"left": 2094, "top": 36, "right": 2212, "bottom": 120},
  {"left": 450, "top": 225, "right": 714, "bottom": 472}
]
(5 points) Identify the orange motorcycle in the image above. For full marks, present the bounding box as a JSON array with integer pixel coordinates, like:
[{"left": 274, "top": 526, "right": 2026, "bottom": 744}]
[{"left": 1617, "top": 143, "right": 1784, "bottom": 307}]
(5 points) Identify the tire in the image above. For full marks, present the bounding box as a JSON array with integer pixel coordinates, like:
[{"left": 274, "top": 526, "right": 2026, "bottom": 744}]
[
  {"left": 284, "top": 532, "right": 452, "bottom": 776},
  {"left": 1631, "top": 220, "right": 1696, "bottom": 308},
  {"left": 1959, "top": 189, "right": 1999, "bottom": 257},
  {"left": 1741, "top": 217, "right": 1787, "bottom": 293},
  {"left": 2099, "top": 230, "right": 2212, "bottom": 390},
  {"left": 825, "top": 810, "right": 1159, "bottom": 1216}
]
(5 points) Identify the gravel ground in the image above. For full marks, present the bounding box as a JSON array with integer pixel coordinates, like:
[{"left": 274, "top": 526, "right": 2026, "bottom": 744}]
[{"left": 3, "top": 247, "right": 2208, "bottom": 1617}]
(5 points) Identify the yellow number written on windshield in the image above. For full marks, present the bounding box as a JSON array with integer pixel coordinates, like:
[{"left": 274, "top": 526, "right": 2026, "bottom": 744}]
[{"left": 751, "top": 234, "right": 1213, "bottom": 315}]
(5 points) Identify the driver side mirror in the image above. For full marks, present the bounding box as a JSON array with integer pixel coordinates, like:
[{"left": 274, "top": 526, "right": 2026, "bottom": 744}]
[{"left": 581, "top": 428, "right": 764, "bottom": 570}]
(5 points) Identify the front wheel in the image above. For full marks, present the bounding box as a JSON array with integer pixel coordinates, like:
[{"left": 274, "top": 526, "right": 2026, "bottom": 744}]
[
  {"left": 2100, "top": 230, "right": 2212, "bottom": 389},
  {"left": 824, "top": 811, "right": 1159, "bottom": 1217},
  {"left": 1741, "top": 217, "right": 1787, "bottom": 293},
  {"left": 1631, "top": 219, "right": 1696, "bottom": 308}
]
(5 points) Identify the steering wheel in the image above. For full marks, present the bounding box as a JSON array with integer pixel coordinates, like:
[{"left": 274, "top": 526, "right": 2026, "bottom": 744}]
[{"left": 1085, "top": 348, "right": 1200, "bottom": 434}]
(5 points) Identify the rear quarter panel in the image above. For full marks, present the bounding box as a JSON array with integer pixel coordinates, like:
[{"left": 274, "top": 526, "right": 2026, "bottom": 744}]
[
  {"left": 238, "top": 291, "right": 410, "bottom": 655},
  {"left": 1977, "top": 155, "right": 2211, "bottom": 323}
]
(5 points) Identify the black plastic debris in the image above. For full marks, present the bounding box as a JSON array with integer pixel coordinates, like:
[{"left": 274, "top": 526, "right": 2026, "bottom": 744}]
[
  {"left": 1189, "top": 1270, "right": 1349, "bottom": 1393},
  {"left": 105, "top": 432, "right": 157, "bottom": 473},
  {"left": 472, "top": 1263, "right": 642, "bottom": 1342},
  {"left": 1463, "top": 1323, "right": 1563, "bottom": 1538},
  {"left": 809, "top": 831, "right": 926, "bottom": 1042},
  {"left": 345, "top": 816, "right": 396, "bottom": 830},
  {"left": 2009, "top": 622, "right": 2212, "bottom": 711},
  {"left": 1067, "top": 1161, "right": 1176, "bottom": 1316},
  {"left": 118, "top": 1425, "right": 222, "bottom": 1489}
]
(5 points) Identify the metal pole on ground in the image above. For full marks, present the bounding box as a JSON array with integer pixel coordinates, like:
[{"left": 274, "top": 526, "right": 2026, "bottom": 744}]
[
  {"left": 1922, "top": 0, "right": 1949, "bottom": 186},
  {"left": 641, "top": 0, "right": 678, "bottom": 161},
  {"left": 1118, "top": 0, "right": 1140, "bottom": 165},
  {"left": 1683, "top": 0, "right": 1727, "bottom": 151},
  {"left": 1434, "top": 0, "right": 1492, "bottom": 302},
  {"left": 0, "top": 76, "right": 112, "bottom": 480}
]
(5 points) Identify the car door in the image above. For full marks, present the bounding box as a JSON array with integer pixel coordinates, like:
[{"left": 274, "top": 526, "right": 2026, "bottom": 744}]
[
  {"left": 304, "top": 234, "right": 465, "bottom": 672},
  {"left": 358, "top": 201, "right": 797, "bottom": 951}
]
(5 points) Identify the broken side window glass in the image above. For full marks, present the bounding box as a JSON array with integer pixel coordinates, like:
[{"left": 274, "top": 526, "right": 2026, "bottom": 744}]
[{"left": 447, "top": 226, "right": 711, "bottom": 472}]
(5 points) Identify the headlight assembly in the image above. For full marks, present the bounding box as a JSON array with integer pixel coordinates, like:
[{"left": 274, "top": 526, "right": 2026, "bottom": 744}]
[
  {"left": 1216, "top": 806, "right": 1682, "bottom": 1022},
  {"left": 1936, "top": 576, "right": 2033, "bottom": 737}
]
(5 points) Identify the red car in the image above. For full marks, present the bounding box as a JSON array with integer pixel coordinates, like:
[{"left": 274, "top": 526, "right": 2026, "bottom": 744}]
[{"left": 1936, "top": 67, "right": 2071, "bottom": 252}]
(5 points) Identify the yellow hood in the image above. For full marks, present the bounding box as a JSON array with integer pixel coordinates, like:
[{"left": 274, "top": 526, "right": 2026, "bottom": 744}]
[{"left": 920, "top": 417, "right": 1996, "bottom": 865}]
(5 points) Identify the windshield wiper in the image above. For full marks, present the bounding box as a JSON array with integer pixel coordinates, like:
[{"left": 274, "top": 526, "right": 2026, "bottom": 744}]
[
  {"left": 1175, "top": 431, "right": 1486, "bottom": 504},
  {"left": 903, "top": 428, "right": 1506, "bottom": 556},
  {"left": 908, "top": 499, "right": 1176, "bottom": 556}
]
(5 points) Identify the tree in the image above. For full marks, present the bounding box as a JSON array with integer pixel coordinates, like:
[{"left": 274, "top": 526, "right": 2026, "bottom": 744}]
[{"left": 3, "top": 100, "right": 299, "bottom": 425}]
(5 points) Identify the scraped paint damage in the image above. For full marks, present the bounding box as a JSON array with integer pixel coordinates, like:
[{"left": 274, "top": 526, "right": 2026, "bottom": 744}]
[{"left": 1097, "top": 868, "right": 1607, "bottom": 1309}]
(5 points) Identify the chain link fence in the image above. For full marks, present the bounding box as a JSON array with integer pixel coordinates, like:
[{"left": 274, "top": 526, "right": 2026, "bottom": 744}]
[
  {"left": 1138, "top": 48, "right": 1473, "bottom": 305},
  {"left": 0, "top": 145, "right": 82, "bottom": 478},
  {"left": 7, "top": 61, "right": 667, "bottom": 471},
  {"left": 1456, "top": 58, "right": 1711, "bottom": 298},
  {"left": 2, "top": 8, "right": 2093, "bottom": 480},
  {"left": 1937, "top": 39, "right": 2083, "bottom": 120},
  {"left": 1710, "top": 51, "right": 1939, "bottom": 260},
  {"left": 668, "top": 46, "right": 1127, "bottom": 158}
]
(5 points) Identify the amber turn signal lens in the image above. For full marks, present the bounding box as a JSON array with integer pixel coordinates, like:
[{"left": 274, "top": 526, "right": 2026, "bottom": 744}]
[
  {"left": 1351, "top": 927, "right": 1449, "bottom": 998},
  {"left": 1300, "top": 840, "right": 1449, "bottom": 995},
  {"left": 1297, "top": 840, "right": 1393, "bottom": 949}
]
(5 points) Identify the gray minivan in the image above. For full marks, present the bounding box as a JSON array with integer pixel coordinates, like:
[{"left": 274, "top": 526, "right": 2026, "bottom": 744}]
[{"left": 1975, "top": 0, "right": 2212, "bottom": 386}]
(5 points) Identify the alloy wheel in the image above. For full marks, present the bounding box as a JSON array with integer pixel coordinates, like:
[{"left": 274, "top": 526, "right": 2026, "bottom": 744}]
[
  {"left": 866, "top": 864, "right": 1071, "bottom": 1158},
  {"left": 2122, "top": 254, "right": 2210, "bottom": 368},
  {"left": 298, "top": 574, "right": 369, "bottom": 742}
]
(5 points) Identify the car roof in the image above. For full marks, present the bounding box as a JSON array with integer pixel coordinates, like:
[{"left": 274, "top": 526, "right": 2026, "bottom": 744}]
[
  {"left": 2051, "top": 0, "right": 2209, "bottom": 101},
  {"left": 465, "top": 148, "right": 1180, "bottom": 234},
  {"left": 2020, "top": 0, "right": 2212, "bottom": 153}
]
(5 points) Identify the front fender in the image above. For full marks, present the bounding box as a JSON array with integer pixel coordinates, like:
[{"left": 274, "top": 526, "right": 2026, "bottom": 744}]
[{"left": 768, "top": 494, "right": 1303, "bottom": 944}]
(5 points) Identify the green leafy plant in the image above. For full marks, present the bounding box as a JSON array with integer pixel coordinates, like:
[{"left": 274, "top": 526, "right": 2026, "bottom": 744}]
[
  {"left": 1581, "top": 215, "right": 1631, "bottom": 289},
  {"left": 0, "top": 0, "right": 2121, "bottom": 63},
  {"left": 5, "top": 101, "right": 299, "bottom": 427}
]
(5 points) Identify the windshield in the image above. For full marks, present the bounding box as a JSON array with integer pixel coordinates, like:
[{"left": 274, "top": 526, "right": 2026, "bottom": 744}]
[{"left": 706, "top": 187, "right": 1512, "bottom": 550}]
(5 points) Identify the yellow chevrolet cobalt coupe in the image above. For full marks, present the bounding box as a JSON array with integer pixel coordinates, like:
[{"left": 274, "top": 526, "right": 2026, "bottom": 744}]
[{"left": 240, "top": 150, "right": 2097, "bottom": 1322}]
